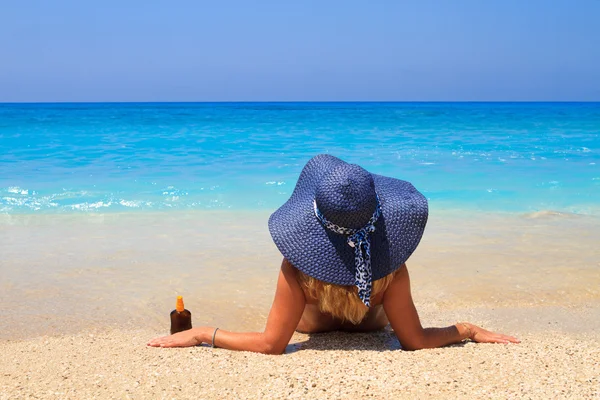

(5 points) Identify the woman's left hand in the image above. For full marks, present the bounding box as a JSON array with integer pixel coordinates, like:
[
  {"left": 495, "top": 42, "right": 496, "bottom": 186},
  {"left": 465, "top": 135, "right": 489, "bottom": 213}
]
[
  {"left": 464, "top": 323, "right": 520, "bottom": 344},
  {"left": 147, "top": 327, "right": 207, "bottom": 348}
]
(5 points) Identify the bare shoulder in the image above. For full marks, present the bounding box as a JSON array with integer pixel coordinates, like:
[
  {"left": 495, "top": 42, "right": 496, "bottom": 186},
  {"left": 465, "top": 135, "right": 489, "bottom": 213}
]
[
  {"left": 383, "top": 264, "right": 411, "bottom": 299},
  {"left": 391, "top": 263, "right": 409, "bottom": 283},
  {"left": 279, "top": 258, "right": 304, "bottom": 295},
  {"left": 382, "top": 263, "right": 422, "bottom": 345},
  {"left": 281, "top": 258, "right": 299, "bottom": 276}
]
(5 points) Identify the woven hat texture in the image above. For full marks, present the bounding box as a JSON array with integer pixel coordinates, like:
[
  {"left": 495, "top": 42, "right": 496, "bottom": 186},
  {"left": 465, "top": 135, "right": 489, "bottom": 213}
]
[{"left": 268, "top": 154, "right": 428, "bottom": 285}]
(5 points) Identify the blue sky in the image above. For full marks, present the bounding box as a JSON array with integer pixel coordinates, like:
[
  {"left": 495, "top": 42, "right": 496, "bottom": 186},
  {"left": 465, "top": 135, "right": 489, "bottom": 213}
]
[{"left": 1, "top": 0, "right": 599, "bottom": 102}]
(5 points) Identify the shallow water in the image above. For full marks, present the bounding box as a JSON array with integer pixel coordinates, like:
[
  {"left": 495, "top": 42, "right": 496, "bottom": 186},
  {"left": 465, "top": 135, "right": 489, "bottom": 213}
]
[{"left": 1, "top": 209, "right": 598, "bottom": 339}]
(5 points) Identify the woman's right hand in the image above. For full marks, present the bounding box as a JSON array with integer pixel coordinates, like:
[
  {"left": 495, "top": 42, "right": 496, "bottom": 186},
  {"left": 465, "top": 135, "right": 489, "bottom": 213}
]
[{"left": 147, "top": 327, "right": 208, "bottom": 348}]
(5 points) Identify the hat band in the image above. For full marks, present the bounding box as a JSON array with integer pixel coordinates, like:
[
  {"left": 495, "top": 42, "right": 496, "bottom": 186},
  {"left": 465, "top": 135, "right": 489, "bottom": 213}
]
[{"left": 313, "top": 195, "right": 382, "bottom": 307}]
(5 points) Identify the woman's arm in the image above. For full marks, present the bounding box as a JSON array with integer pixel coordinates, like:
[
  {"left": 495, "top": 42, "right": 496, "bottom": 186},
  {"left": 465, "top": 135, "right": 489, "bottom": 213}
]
[
  {"left": 382, "top": 264, "right": 519, "bottom": 351},
  {"left": 147, "top": 259, "right": 306, "bottom": 354}
]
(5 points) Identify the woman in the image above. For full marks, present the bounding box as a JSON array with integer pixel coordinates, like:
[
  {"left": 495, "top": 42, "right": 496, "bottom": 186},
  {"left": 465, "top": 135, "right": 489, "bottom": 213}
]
[{"left": 148, "top": 154, "right": 519, "bottom": 354}]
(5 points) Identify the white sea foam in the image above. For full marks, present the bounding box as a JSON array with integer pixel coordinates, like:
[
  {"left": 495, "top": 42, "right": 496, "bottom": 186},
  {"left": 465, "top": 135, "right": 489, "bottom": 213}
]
[
  {"left": 119, "top": 200, "right": 141, "bottom": 208},
  {"left": 91, "top": 201, "right": 111, "bottom": 209},
  {"left": 2, "top": 197, "right": 21, "bottom": 204},
  {"left": 7, "top": 187, "right": 28, "bottom": 195},
  {"left": 70, "top": 201, "right": 112, "bottom": 211}
]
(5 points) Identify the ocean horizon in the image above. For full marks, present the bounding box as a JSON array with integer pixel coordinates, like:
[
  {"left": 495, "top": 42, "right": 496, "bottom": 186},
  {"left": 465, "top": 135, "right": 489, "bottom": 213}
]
[{"left": 2, "top": 101, "right": 598, "bottom": 103}]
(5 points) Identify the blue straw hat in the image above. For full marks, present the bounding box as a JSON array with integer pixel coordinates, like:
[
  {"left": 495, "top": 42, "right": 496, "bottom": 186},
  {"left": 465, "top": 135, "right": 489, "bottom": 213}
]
[{"left": 268, "top": 154, "right": 428, "bottom": 306}]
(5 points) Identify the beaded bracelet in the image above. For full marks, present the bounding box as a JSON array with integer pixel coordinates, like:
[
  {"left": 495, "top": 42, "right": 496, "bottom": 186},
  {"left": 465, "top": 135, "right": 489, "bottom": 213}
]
[{"left": 211, "top": 327, "right": 219, "bottom": 348}]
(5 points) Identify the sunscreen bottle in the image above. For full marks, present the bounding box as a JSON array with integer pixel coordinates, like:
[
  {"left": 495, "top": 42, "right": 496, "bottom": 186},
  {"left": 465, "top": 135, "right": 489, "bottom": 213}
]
[{"left": 170, "top": 296, "right": 192, "bottom": 334}]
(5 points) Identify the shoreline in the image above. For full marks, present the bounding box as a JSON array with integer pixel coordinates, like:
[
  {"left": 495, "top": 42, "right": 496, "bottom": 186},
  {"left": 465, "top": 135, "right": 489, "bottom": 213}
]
[
  {"left": 1, "top": 208, "right": 599, "bottom": 340},
  {"left": 2, "top": 204, "right": 600, "bottom": 220}
]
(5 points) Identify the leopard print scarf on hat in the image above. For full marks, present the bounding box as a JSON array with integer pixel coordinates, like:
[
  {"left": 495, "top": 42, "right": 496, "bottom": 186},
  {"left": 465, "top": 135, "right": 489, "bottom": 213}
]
[{"left": 313, "top": 195, "right": 382, "bottom": 307}]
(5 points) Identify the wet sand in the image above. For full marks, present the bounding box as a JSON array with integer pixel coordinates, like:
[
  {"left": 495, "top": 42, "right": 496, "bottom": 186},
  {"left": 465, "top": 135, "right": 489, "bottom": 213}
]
[{"left": 1, "top": 209, "right": 599, "bottom": 398}]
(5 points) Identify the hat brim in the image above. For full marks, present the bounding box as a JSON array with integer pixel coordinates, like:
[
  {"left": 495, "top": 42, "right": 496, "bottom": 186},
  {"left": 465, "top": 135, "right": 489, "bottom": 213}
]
[{"left": 268, "top": 154, "right": 428, "bottom": 285}]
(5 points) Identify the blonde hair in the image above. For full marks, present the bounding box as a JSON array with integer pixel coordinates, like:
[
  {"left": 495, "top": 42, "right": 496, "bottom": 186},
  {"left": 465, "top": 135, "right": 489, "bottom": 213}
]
[{"left": 296, "top": 269, "right": 396, "bottom": 324}]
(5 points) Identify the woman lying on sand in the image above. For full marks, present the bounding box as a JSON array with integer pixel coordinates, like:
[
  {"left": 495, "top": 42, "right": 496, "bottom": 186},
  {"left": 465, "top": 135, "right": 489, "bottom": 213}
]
[{"left": 148, "top": 154, "right": 519, "bottom": 354}]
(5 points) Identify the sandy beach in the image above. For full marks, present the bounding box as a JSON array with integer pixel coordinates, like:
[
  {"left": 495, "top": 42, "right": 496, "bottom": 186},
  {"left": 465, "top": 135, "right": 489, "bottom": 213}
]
[
  {"left": 1, "top": 209, "right": 600, "bottom": 398},
  {"left": 1, "top": 327, "right": 599, "bottom": 399}
]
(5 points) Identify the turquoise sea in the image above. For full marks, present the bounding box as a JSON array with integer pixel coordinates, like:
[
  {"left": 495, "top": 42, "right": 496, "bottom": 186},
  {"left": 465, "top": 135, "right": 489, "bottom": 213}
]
[
  {"left": 1, "top": 102, "right": 600, "bottom": 339},
  {"left": 1, "top": 102, "right": 599, "bottom": 215}
]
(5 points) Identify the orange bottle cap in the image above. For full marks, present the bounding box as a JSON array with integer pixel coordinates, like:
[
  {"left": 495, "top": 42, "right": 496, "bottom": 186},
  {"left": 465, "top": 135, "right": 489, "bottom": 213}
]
[{"left": 176, "top": 296, "right": 185, "bottom": 312}]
